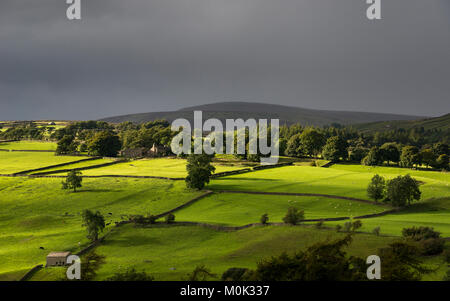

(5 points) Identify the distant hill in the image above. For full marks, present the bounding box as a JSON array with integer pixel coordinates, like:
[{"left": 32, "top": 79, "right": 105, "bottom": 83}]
[
  {"left": 351, "top": 113, "right": 450, "bottom": 133},
  {"left": 99, "top": 102, "right": 424, "bottom": 127}
]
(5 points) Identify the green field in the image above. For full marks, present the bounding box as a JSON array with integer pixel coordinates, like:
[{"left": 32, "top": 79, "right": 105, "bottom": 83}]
[
  {"left": 78, "top": 158, "right": 248, "bottom": 178},
  {"left": 32, "top": 224, "right": 399, "bottom": 281},
  {"left": 29, "top": 158, "right": 115, "bottom": 174},
  {"left": 175, "top": 193, "right": 386, "bottom": 226},
  {"left": 0, "top": 152, "right": 87, "bottom": 174},
  {"left": 0, "top": 141, "right": 57, "bottom": 151},
  {"left": 1, "top": 152, "right": 449, "bottom": 281},
  {"left": 326, "top": 197, "right": 450, "bottom": 237},
  {"left": 0, "top": 177, "right": 202, "bottom": 280},
  {"left": 208, "top": 164, "right": 450, "bottom": 201}
]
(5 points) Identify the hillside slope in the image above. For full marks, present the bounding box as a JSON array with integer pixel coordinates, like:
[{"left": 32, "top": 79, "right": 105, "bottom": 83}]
[
  {"left": 352, "top": 113, "right": 450, "bottom": 133},
  {"left": 99, "top": 102, "right": 423, "bottom": 126}
]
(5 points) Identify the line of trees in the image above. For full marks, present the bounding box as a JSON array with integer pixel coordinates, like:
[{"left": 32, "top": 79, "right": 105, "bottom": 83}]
[{"left": 367, "top": 174, "right": 421, "bottom": 207}]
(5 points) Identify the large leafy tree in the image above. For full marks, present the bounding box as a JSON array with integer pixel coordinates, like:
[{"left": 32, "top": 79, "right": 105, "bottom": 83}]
[
  {"left": 81, "top": 209, "right": 105, "bottom": 242},
  {"left": 298, "top": 128, "right": 325, "bottom": 157},
  {"left": 400, "top": 146, "right": 421, "bottom": 168},
  {"left": 87, "top": 131, "right": 121, "bottom": 157},
  {"left": 62, "top": 170, "right": 83, "bottom": 192},
  {"left": 380, "top": 143, "right": 400, "bottom": 165},
  {"left": 185, "top": 154, "right": 216, "bottom": 190},
  {"left": 386, "top": 174, "right": 421, "bottom": 207},
  {"left": 362, "top": 146, "right": 383, "bottom": 166},
  {"left": 56, "top": 135, "right": 79, "bottom": 155},
  {"left": 420, "top": 149, "right": 437, "bottom": 168},
  {"left": 322, "top": 136, "right": 348, "bottom": 162},
  {"left": 367, "top": 174, "right": 385, "bottom": 202},
  {"left": 285, "top": 133, "right": 302, "bottom": 157},
  {"left": 243, "top": 235, "right": 366, "bottom": 281}
]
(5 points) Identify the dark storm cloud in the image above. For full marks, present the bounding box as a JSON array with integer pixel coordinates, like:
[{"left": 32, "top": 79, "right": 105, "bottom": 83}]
[{"left": 0, "top": 0, "right": 449, "bottom": 120}]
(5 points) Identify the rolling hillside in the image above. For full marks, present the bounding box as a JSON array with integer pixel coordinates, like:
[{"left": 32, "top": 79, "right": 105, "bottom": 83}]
[
  {"left": 352, "top": 113, "right": 450, "bottom": 133},
  {"left": 99, "top": 102, "right": 423, "bottom": 127}
]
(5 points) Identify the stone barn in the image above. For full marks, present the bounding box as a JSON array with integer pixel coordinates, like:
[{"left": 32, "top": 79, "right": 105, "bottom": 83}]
[{"left": 46, "top": 252, "right": 71, "bottom": 267}]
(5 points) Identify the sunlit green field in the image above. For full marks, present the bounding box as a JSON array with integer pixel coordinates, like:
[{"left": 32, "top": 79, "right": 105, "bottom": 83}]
[
  {"left": 1, "top": 153, "right": 449, "bottom": 281},
  {"left": 0, "top": 152, "right": 86, "bottom": 174},
  {"left": 325, "top": 197, "right": 450, "bottom": 237},
  {"left": 29, "top": 158, "right": 115, "bottom": 174},
  {"left": 208, "top": 164, "right": 450, "bottom": 200},
  {"left": 32, "top": 224, "right": 399, "bottom": 281},
  {"left": 0, "top": 177, "right": 202, "bottom": 280},
  {"left": 0, "top": 141, "right": 57, "bottom": 151},
  {"left": 175, "top": 193, "right": 386, "bottom": 226},
  {"left": 79, "top": 158, "right": 248, "bottom": 178}
]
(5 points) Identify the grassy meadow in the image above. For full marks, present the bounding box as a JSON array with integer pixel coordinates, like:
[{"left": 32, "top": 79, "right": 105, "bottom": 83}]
[
  {"left": 32, "top": 224, "right": 399, "bottom": 281},
  {"left": 0, "top": 152, "right": 86, "bottom": 174},
  {"left": 0, "top": 141, "right": 449, "bottom": 281},
  {"left": 29, "top": 158, "right": 115, "bottom": 174},
  {"left": 0, "top": 177, "right": 202, "bottom": 280},
  {"left": 0, "top": 141, "right": 57, "bottom": 151},
  {"left": 78, "top": 158, "right": 248, "bottom": 178},
  {"left": 208, "top": 164, "right": 450, "bottom": 200},
  {"left": 174, "top": 193, "right": 386, "bottom": 226}
]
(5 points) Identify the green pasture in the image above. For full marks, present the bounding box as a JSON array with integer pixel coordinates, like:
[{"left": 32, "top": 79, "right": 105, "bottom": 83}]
[
  {"left": 0, "top": 141, "right": 57, "bottom": 151},
  {"left": 31, "top": 224, "right": 398, "bottom": 281},
  {"left": 29, "top": 158, "right": 115, "bottom": 174},
  {"left": 0, "top": 177, "right": 202, "bottom": 280},
  {"left": 0, "top": 152, "right": 85, "bottom": 174},
  {"left": 208, "top": 164, "right": 450, "bottom": 201},
  {"left": 326, "top": 197, "right": 450, "bottom": 237},
  {"left": 175, "top": 193, "right": 386, "bottom": 226},
  {"left": 79, "top": 158, "right": 247, "bottom": 178}
]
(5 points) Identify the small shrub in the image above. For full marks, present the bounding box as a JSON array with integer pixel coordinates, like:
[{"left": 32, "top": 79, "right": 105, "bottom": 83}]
[
  {"left": 402, "top": 226, "right": 441, "bottom": 241},
  {"left": 443, "top": 249, "right": 450, "bottom": 264},
  {"left": 260, "top": 213, "right": 269, "bottom": 225},
  {"left": 186, "top": 265, "right": 217, "bottom": 281},
  {"left": 372, "top": 226, "right": 381, "bottom": 236},
  {"left": 444, "top": 270, "right": 450, "bottom": 281},
  {"left": 402, "top": 226, "right": 445, "bottom": 255},
  {"left": 283, "top": 207, "right": 305, "bottom": 225},
  {"left": 352, "top": 220, "right": 363, "bottom": 232},
  {"left": 343, "top": 221, "right": 352, "bottom": 233},
  {"left": 315, "top": 220, "right": 324, "bottom": 229},
  {"left": 130, "top": 215, "right": 145, "bottom": 225},
  {"left": 221, "top": 268, "right": 249, "bottom": 281},
  {"left": 147, "top": 215, "right": 157, "bottom": 224},
  {"left": 335, "top": 224, "right": 342, "bottom": 232},
  {"left": 106, "top": 268, "right": 154, "bottom": 281},
  {"left": 165, "top": 213, "right": 175, "bottom": 224},
  {"left": 419, "top": 238, "right": 445, "bottom": 256}
]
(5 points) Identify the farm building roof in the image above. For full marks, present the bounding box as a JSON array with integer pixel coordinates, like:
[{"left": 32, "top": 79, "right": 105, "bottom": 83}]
[{"left": 47, "top": 252, "right": 71, "bottom": 258}]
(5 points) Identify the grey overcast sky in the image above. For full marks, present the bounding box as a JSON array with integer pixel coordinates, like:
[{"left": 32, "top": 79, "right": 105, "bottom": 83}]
[{"left": 0, "top": 0, "right": 449, "bottom": 120}]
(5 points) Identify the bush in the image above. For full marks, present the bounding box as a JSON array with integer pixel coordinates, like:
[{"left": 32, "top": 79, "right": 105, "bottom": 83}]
[
  {"left": 260, "top": 213, "right": 269, "bottom": 225},
  {"left": 165, "top": 213, "right": 175, "bottom": 224},
  {"left": 352, "top": 220, "right": 363, "bottom": 232},
  {"left": 343, "top": 221, "right": 352, "bottom": 233},
  {"left": 402, "top": 226, "right": 441, "bottom": 241},
  {"left": 443, "top": 249, "right": 450, "bottom": 264},
  {"left": 315, "top": 220, "right": 324, "bottom": 229},
  {"left": 283, "top": 207, "right": 305, "bottom": 225},
  {"left": 444, "top": 270, "right": 450, "bottom": 281},
  {"left": 372, "top": 226, "right": 381, "bottom": 236},
  {"left": 402, "top": 226, "right": 445, "bottom": 256},
  {"left": 221, "top": 268, "right": 249, "bottom": 281},
  {"left": 106, "top": 268, "right": 154, "bottom": 281},
  {"left": 335, "top": 224, "right": 342, "bottom": 232},
  {"left": 419, "top": 238, "right": 445, "bottom": 256}
]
